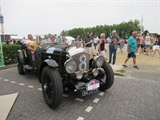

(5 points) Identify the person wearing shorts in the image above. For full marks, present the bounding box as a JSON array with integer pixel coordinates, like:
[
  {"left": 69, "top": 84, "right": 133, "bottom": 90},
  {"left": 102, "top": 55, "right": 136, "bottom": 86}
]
[
  {"left": 150, "top": 34, "right": 155, "bottom": 53},
  {"left": 141, "top": 44, "right": 144, "bottom": 49},
  {"left": 98, "top": 33, "right": 107, "bottom": 60},
  {"left": 122, "top": 31, "right": 139, "bottom": 69},
  {"left": 144, "top": 33, "right": 151, "bottom": 55},
  {"left": 127, "top": 52, "right": 136, "bottom": 58},
  {"left": 152, "top": 35, "right": 160, "bottom": 57},
  {"left": 140, "top": 34, "right": 145, "bottom": 53},
  {"left": 136, "top": 34, "right": 141, "bottom": 54},
  {"left": 84, "top": 32, "right": 93, "bottom": 59},
  {"left": 119, "top": 37, "right": 125, "bottom": 53}
]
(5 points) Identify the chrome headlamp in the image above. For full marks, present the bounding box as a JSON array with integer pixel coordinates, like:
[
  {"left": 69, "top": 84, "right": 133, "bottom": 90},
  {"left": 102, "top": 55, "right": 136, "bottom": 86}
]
[
  {"left": 94, "top": 56, "right": 104, "bottom": 67},
  {"left": 92, "top": 69, "right": 99, "bottom": 77},
  {"left": 76, "top": 71, "right": 83, "bottom": 80},
  {"left": 64, "top": 59, "right": 77, "bottom": 74}
]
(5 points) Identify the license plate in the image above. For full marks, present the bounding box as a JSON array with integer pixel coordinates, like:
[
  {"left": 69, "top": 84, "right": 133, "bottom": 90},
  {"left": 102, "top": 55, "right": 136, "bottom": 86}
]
[
  {"left": 82, "top": 89, "right": 99, "bottom": 96},
  {"left": 86, "top": 79, "right": 100, "bottom": 91},
  {"left": 82, "top": 79, "right": 100, "bottom": 96}
]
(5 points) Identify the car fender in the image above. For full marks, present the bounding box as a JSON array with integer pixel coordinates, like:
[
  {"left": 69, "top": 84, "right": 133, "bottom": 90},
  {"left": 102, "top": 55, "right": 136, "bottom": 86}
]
[
  {"left": 44, "top": 59, "right": 58, "bottom": 68},
  {"left": 17, "top": 50, "right": 24, "bottom": 63},
  {"left": 38, "top": 59, "right": 58, "bottom": 83}
]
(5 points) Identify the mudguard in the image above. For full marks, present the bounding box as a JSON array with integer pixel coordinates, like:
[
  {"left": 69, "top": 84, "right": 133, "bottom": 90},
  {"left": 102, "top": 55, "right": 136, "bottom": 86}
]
[
  {"left": 17, "top": 50, "right": 24, "bottom": 63},
  {"left": 44, "top": 59, "right": 58, "bottom": 67},
  {"left": 38, "top": 59, "right": 58, "bottom": 83}
]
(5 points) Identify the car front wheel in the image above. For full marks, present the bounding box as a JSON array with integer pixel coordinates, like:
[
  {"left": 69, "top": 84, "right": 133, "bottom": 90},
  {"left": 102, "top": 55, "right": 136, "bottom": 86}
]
[
  {"left": 41, "top": 66, "right": 63, "bottom": 109},
  {"left": 99, "top": 62, "right": 114, "bottom": 91}
]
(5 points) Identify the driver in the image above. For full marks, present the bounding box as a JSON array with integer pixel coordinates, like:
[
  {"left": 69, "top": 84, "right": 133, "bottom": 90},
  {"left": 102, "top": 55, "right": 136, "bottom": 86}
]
[
  {"left": 26, "top": 34, "right": 37, "bottom": 52},
  {"left": 26, "top": 34, "right": 37, "bottom": 65}
]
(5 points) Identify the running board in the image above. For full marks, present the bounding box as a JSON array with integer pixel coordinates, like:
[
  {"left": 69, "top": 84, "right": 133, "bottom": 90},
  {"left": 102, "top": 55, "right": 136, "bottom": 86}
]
[{"left": 23, "top": 65, "right": 33, "bottom": 70}]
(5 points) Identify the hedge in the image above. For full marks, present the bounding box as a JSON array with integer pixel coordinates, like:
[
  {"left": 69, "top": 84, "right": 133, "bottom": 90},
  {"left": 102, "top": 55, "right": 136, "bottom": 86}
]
[{"left": 2, "top": 44, "right": 21, "bottom": 65}]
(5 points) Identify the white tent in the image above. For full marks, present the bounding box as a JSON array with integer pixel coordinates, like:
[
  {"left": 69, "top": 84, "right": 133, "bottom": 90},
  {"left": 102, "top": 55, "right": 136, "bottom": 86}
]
[{"left": 65, "top": 36, "right": 75, "bottom": 45}]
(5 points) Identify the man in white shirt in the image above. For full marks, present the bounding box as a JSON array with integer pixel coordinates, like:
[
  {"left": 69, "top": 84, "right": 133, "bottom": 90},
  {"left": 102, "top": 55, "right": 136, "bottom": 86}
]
[
  {"left": 20, "top": 37, "right": 27, "bottom": 45},
  {"left": 93, "top": 35, "right": 99, "bottom": 49},
  {"left": 145, "top": 33, "right": 151, "bottom": 55}
]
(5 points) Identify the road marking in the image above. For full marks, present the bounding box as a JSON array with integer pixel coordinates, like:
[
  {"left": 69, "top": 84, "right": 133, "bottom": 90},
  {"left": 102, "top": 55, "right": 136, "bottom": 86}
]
[
  {"left": 19, "top": 83, "right": 25, "bottom": 86},
  {"left": 4, "top": 79, "right": 9, "bottom": 81},
  {"left": 63, "top": 94, "right": 69, "bottom": 97},
  {"left": 10, "top": 81, "right": 16, "bottom": 84},
  {"left": 93, "top": 98, "right": 99, "bottom": 103},
  {"left": 37, "top": 88, "right": 42, "bottom": 91},
  {"left": 99, "top": 92, "right": 104, "bottom": 96},
  {"left": 28, "top": 85, "right": 34, "bottom": 88},
  {"left": 0, "top": 78, "right": 2, "bottom": 79},
  {"left": 85, "top": 106, "right": 93, "bottom": 112},
  {"left": 77, "top": 117, "right": 84, "bottom": 120},
  {"left": 75, "top": 98, "right": 84, "bottom": 102}
]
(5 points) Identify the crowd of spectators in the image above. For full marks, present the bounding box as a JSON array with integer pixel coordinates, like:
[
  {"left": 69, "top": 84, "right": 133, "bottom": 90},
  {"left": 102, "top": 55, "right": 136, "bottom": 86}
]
[{"left": 18, "top": 31, "right": 160, "bottom": 70}]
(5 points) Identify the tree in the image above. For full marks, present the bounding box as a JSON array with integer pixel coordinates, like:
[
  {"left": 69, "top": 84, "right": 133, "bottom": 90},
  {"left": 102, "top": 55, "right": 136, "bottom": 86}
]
[
  {"left": 65, "top": 19, "right": 144, "bottom": 39},
  {"left": 60, "top": 30, "right": 68, "bottom": 36}
]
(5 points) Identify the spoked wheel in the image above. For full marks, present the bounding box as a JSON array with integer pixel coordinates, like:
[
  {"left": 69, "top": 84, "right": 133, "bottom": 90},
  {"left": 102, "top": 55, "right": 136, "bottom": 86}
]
[
  {"left": 41, "top": 66, "right": 63, "bottom": 109},
  {"left": 98, "top": 62, "right": 114, "bottom": 91},
  {"left": 43, "top": 76, "right": 54, "bottom": 101}
]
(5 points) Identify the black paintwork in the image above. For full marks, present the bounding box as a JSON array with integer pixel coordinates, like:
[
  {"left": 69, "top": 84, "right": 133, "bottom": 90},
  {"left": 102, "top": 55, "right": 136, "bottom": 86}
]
[{"left": 17, "top": 43, "right": 106, "bottom": 92}]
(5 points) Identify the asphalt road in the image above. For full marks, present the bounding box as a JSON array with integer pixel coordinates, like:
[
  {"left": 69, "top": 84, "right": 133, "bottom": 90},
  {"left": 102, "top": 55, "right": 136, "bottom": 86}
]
[{"left": 0, "top": 65, "right": 160, "bottom": 120}]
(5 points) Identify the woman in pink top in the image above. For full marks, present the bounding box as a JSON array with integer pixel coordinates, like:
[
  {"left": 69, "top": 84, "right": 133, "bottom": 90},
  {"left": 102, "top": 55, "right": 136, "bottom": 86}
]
[{"left": 119, "top": 37, "right": 125, "bottom": 53}]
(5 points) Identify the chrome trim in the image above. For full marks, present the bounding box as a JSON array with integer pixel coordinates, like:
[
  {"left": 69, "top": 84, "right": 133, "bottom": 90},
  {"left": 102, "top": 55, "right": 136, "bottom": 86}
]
[{"left": 64, "top": 59, "right": 77, "bottom": 74}]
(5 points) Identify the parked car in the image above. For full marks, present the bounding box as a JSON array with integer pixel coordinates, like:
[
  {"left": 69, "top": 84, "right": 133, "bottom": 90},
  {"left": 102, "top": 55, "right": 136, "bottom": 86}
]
[{"left": 17, "top": 41, "right": 114, "bottom": 109}]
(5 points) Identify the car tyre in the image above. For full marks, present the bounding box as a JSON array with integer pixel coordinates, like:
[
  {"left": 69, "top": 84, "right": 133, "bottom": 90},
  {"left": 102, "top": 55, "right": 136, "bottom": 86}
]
[
  {"left": 17, "top": 57, "right": 25, "bottom": 75},
  {"left": 99, "top": 62, "right": 114, "bottom": 91},
  {"left": 41, "top": 66, "right": 63, "bottom": 109}
]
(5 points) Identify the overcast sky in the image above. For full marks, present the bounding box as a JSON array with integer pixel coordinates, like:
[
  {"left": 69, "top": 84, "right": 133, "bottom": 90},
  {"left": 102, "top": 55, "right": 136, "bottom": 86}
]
[{"left": 0, "top": 0, "right": 160, "bottom": 36}]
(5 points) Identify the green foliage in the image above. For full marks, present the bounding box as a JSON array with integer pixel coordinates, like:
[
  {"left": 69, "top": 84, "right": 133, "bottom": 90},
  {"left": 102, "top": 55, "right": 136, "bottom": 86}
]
[
  {"left": 62, "top": 19, "right": 142, "bottom": 39},
  {"left": 2, "top": 44, "right": 21, "bottom": 65}
]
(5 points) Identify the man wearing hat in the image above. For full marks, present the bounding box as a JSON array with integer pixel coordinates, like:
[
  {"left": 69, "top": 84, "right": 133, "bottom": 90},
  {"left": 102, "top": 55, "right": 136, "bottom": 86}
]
[{"left": 108, "top": 30, "right": 120, "bottom": 65}]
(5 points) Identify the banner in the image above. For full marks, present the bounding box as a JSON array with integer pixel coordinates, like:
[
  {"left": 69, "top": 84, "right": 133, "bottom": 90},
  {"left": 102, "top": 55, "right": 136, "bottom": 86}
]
[{"left": 0, "top": 35, "right": 5, "bottom": 67}]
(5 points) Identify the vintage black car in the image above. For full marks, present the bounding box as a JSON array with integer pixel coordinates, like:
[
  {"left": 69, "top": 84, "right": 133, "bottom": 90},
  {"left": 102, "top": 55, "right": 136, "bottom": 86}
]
[{"left": 17, "top": 42, "right": 114, "bottom": 109}]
